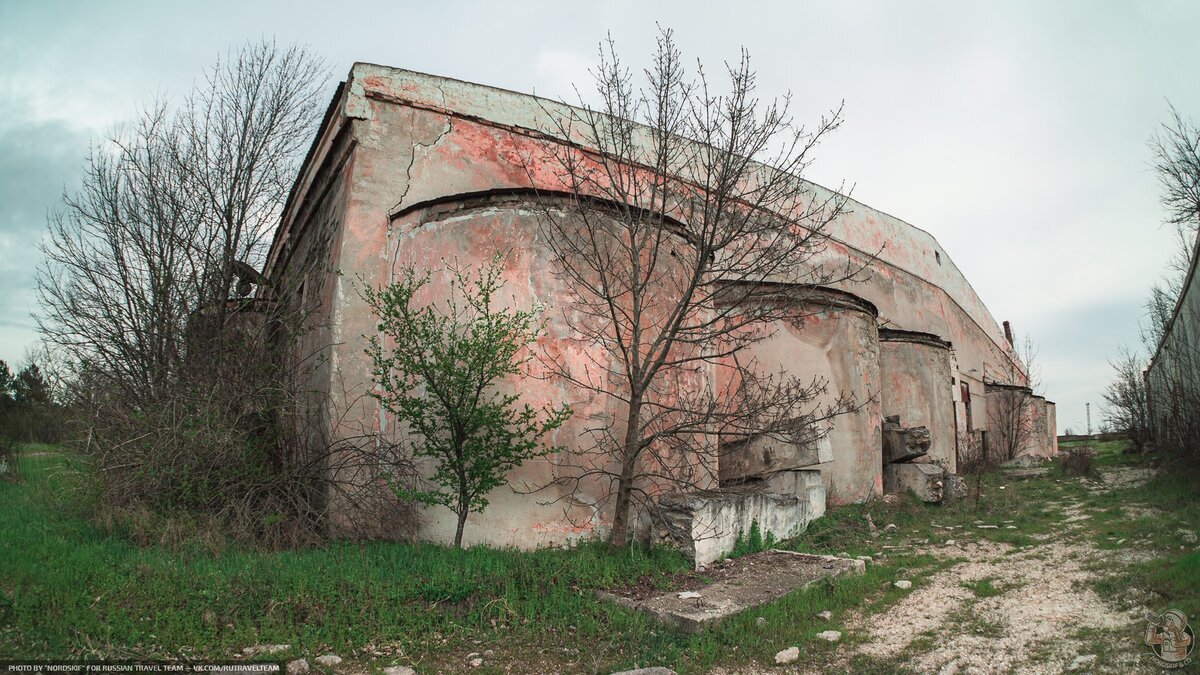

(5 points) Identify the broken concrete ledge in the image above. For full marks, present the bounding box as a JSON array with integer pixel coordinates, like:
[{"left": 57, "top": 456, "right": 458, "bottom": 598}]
[{"left": 597, "top": 550, "right": 865, "bottom": 633}]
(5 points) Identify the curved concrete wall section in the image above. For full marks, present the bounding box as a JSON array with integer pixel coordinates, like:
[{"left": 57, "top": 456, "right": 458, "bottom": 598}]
[
  {"left": 265, "top": 64, "right": 1042, "bottom": 550},
  {"left": 717, "top": 287, "right": 882, "bottom": 506},
  {"left": 879, "top": 329, "right": 957, "bottom": 474}
]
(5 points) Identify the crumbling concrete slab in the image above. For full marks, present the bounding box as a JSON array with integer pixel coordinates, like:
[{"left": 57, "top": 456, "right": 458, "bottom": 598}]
[
  {"left": 883, "top": 415, "right": 931, "bottom": 463},
  {"left": 718, "top": 427, "right": 832, "bottom": 484},
  {"left": 652, "top": 488, "right": 814, "bottom": 569},
  {"left": 761, "top": 469, "right": 826, "bottom": 519},
  {"left": 883, "top": 462, "right": 944, "bottom": 503},
  {"left": 598, "top": 550, "right": 865, "bottom": 633}
]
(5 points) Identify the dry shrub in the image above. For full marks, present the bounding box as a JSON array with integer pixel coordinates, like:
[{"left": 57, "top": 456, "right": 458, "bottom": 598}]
[
  {"left": 71, "top": 305, "right": 420, "bottom": 549},
  {"left": 1060, "top": 445, "right": 1097, "bottom": 478}
]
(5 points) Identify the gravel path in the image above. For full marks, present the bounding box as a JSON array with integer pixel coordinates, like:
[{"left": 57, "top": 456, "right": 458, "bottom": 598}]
[{"left": 836, "top": 465, "right": 1165, "bottom": 674}]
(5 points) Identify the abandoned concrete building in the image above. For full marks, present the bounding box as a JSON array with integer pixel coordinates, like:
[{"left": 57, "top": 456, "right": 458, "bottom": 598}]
[{"left": 263, "top": 64, "right": 1057, "bottom": 564}]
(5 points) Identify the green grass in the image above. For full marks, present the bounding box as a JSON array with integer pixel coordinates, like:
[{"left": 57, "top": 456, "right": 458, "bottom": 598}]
[
  {"left": 0, "top": 447, "right": 941, "bottom": 672},
  {"left": 962, "top": 577, "right": 1007, "bottom": 598},
  {"left": 3, "top": 441, "right": 1197, "bottom": 672}
]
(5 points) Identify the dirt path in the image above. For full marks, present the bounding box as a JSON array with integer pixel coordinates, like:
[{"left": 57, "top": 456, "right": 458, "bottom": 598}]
[{"left": 834, "top": 465, "right": 1165, "bottom": 674}]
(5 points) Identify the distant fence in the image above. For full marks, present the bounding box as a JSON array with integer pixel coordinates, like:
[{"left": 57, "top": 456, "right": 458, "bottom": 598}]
[
  {"left": 1056, "top": 432, "right": 1128, "bottom": 444},
  {"left": 1145, "top": 234, "right": 1200, "bottom": 457}
]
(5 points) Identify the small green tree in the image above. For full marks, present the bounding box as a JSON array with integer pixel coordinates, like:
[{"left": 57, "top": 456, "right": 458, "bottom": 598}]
[{"left": 364, "top": 255, "right": 572, "bottom": 548}]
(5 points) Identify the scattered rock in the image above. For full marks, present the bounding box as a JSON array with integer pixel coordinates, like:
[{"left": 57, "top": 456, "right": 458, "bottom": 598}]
[
  {"left": 938, "top": 662, "right": 961, "bottom": 675},
  {"left": 314, "top": 655, "right": 341, "bottom": 668},
  {"left": 884, "top": 463, "right": 945, "bottom": 503},
  {"left": 817, "top": 610, "right": 833, "bottom": 621},
  {"left": 382, "top": 668, "right": 415, "bottom": 675},
  {"left": 1177, "top": 529, "right": 1197, "bottom": 545},
  {"left": 895, "top": 567, "right": 909, "bottom": 577},
  {"left": 1003, "top": 454, "right": 1039, "bottom": 468},
  {"left": 815, "top": 630, "right": 842, "bottom": 642},
  {"left": 677, "top": 591, "right": 702, "bottom": 600},
  {"left": 470, "top": 658, "right": 483, "bottom": 668},
  {"left": 1068, "top": 654, "right": 1097, "bottom": 670},
  {"left": 245, "top": 645, "right": 291, "bottom": 656},
  {"left": 756, "top": 616, "right": 766, "bottom": 627},
  {"left": 894, "top": 580, "right": 912, "bottom": 589},
  {"left": 774, "top": 647, "right": 800, "bottom": 664},
  {"left": 1115, "top": 538, "right": 1126, "bottom": 546},
  {"left": 977, "top": 525, "right": 998, "bottom": 529},
  {"left": 884, "top": 523, "right": 898, "bottom": 531},
  {"left": 856, "top": 555, "right": 872, "bottom": 562},
  {"left": 1005, "top": 525, "right": 1017, "bottom": 529},
  {"left": 286, "top": 660, "right": 308, "bottom": 675},
  {"left": 483, "top": 650, "right": 493, "bottom": 657},
  {"left": 945, "top": 539, "right": 956, "bottom": 546},
  {"left": 609, "top": 669, "right": 676, "bottom": 675}
]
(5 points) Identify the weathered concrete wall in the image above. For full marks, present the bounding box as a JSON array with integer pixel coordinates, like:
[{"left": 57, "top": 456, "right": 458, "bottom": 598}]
[
  {"left": 878, "top": 329, "right": 956, "bottom": 473},
  {"left": 1045, "top": 400, "right": 1058, "bottom": 456},
  {"left": 264, "top": 63, "right": 1036, "bottom": 548},
  {"left": 1146, "top": 235, "right": 1200, "bottom": 452},
  {"left": 721, "top": 291, "right": 881, "bottom": 504}
]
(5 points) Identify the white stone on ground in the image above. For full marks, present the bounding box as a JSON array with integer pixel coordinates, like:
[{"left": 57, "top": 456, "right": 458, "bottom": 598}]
[
  {"left": 1068, "top": 654, "right": 1097, "bottom": 670},
  {"left": 774, "top": 647, "right": 800, "bottom": 664},
  {"left": 286, "top": 660, "right": 308, "bottom": 675},
  {"left": 244, "top": 645, "right": 290, "bottom": 656},
  {"left": 816, "top": 630, "right": 842, "bottom": 642},
  {"left": 314, "top": 655, "right": 341, "bottom": 667},
  {"left": 382, "top": 668, "right": 415, "bottom": 675},
  {"left": 895, "top": 580, "right": 913, "bottom": 589},
  {"left": 817, "top": 610, "right": 833, "bottom": 620}
]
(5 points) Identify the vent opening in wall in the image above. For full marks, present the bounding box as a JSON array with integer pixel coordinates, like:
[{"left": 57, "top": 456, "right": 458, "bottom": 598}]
[{"left": 935, "top": 251, "right": 941, "bottom": 265}]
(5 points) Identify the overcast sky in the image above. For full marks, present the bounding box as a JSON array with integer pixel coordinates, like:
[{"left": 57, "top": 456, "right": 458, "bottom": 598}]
[{"left": 2, "top": 0, "right": 1197, "bottom": 433}]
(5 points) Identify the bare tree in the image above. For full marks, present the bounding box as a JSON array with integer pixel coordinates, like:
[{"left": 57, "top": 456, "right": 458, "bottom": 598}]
[
  {"left": 986, "top": 335, "right": 1040, "bottom": 463},
  {"left": 177, "top": 41, "right": 329, "bottom": 312},
  {"left": 531, "top": 29, "right": 864, "bottom": 549},
  {"left": 1101, "top": 345, "right": 1151, "bottom": 450},
  {"left": 36, "top": 40, "right": 328, "bottom": 400},
  {"left": 31, "top": 41, "right": 350, "bottom": 545},
  {"left": 1151, "top": 104, "right": 1200, "bottom": 243}
]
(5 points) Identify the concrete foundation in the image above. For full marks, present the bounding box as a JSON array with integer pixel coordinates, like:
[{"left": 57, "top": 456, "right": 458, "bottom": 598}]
[
  {"left": 651, "top": 484, "right": 823, "bottom": 569},
  {"left": 883, "top": 462, "right": 945, "bottom": 503}
]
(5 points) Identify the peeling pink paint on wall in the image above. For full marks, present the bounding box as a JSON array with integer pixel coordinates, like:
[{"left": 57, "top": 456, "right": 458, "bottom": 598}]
[{"left": 263, "top": 64, "right": 1046, "bottom": 549}]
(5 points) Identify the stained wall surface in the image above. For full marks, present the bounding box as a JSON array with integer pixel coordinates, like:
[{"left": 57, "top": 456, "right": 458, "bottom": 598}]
[
  {"left": 878, "top": 330, "right": 957, "bottom": 473},
  {"left": 718, "top": 292, "right": 882, "bottom": 505},
  {"left": 265, "top": 64, "right": 1034, "bottom": 547}
]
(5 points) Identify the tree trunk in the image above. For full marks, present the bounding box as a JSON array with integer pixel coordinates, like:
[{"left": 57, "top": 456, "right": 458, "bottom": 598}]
[
  {"left": 609, "top": 396, "right": 642, "bottom": 550},
  {"left": 454, "top": 508, "right": 467, "bottom": 548}
]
